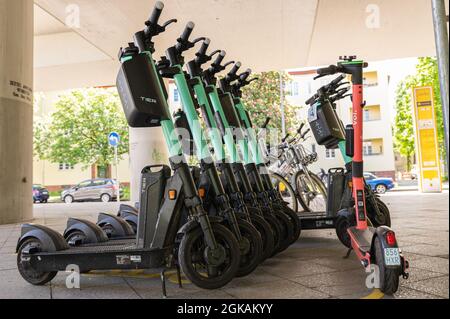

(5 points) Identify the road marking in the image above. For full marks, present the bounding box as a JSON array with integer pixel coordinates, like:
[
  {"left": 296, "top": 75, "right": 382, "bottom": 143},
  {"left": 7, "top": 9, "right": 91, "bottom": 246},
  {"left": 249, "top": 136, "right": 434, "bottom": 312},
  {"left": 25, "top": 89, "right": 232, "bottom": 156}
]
[{"left": 362, "top": 289, "right": 384, "bottom": 299}]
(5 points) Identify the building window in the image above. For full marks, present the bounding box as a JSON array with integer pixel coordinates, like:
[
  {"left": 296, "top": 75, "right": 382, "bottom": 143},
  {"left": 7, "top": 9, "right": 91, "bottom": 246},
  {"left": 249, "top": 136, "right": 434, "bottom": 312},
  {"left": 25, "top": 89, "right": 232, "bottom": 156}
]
[
  {"left": 311, "top": 144, "right": 316, "bottom": 153},
  {"left": 363, "top": 142, "right": 373, "bottom": 156},
  {"left": 290, "top": 82, "right": 299, "bottom": 96},
  {"left": 364, "top": 109, "right": 371, "bottom": 122},
  {"left": 325, "top": 149, "right": 336, "bottom": 159},
  {"left": 173, "top": 89, "right": 179, "bottom": 102},
  {"left": 59, "top": 163, "right": 74, "bottom": 171}
]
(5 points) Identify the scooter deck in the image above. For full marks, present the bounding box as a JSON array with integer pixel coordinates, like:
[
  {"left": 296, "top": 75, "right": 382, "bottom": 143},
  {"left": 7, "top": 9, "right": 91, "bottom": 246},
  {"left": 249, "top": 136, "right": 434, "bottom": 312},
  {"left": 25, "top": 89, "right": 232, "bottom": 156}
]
[
  {"left": 298, "top": 211, "right": 335, "bottom": 230},
  {"left": 347, "top": 227, "right": 376, "bottom": 254}
]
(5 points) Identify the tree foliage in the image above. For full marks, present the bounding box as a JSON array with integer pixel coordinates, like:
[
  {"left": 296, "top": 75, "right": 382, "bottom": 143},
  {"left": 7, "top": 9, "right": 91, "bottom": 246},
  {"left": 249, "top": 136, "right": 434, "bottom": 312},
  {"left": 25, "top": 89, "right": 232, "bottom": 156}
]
[
  {"left": 394, "top": 57, "right": 445, "bottom": 171},
  {"left": 240, "top": 71, "right": 299, "bottom": 139},
  {"left": 34, "top": 88, "right": 129, "bottom": 170}
]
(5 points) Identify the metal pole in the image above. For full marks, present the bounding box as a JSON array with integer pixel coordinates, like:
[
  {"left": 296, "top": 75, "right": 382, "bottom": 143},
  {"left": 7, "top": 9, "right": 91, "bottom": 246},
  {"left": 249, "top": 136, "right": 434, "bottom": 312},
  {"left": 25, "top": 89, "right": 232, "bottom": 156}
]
[
  {"left": 115, "top": 145, "right": 120, "bottom": 203},
  {"left": 280, "top": 72, "right": 286, "bottom": 138},
  {"left": 431, "top": 0, "right": 449, "bottom": 174}
]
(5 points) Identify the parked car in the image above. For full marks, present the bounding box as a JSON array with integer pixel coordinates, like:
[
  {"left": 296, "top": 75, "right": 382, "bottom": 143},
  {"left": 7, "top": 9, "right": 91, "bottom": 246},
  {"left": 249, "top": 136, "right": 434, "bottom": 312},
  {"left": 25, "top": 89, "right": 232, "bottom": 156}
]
[
  {"left": 61, "top": 179, "right": 123, "bottom": 204},
  {"left": 364, "top": 173, "right": 395, "bottom": 194},
  {"left": 33, "top": 184, "right": 50, "bottom": 203}
]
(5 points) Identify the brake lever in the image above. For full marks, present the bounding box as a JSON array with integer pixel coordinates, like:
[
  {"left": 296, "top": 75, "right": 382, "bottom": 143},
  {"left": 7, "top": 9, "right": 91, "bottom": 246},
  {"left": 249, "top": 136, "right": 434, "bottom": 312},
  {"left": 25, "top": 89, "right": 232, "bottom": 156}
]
[
  {"left": 191, "top": 37, "right": 206, "bottom": 45},
  {"left": 161, "top": 19, "right": 177, "bottom": 29},
  {"left": 222, "top": 61, "right": 235, "bottom": 69},
  {"left": 313, "top": 74, "right": 326, "bottom": 81},
  {"left": 208, "top": 50, "right": 221, "bottom": 59}
]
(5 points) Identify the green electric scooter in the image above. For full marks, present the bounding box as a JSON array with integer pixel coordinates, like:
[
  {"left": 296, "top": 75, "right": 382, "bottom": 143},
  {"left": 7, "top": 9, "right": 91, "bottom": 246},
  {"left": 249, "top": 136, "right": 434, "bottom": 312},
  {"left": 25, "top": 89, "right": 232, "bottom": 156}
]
[{"left": 152, "top": 22, "right": 263, "bottom": 277}]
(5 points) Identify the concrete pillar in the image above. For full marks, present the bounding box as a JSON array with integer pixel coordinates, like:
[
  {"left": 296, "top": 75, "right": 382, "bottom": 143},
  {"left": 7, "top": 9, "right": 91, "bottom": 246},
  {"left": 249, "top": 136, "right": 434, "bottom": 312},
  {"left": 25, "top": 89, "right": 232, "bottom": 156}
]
[
  {"left": 0, "top": 0, "right": 34, "bottom": 224},
  {"left": 129, "top": 128, "right": 169, "bottom": 206}
]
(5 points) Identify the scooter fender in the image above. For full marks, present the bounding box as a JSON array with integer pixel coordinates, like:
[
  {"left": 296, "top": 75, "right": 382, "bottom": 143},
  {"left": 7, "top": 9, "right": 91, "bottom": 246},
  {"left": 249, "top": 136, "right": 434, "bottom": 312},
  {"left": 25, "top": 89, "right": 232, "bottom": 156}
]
[
  {"left": 177, "top": 216, "right": 224, "bottom": 236},
  {"left": 16, "top": 224, "right": 69, "bottom": 253},
  {"left": 97, "top": 213, "right": 135, "bottom": 238},
  {"left": 117, "top": 211, "right": 138, "bottom": 233},
  {"left": 64, "top": 218, "right": 109, "bottom": 244},
  {"left": 118, "top": 204, "right": 138, "bottom": 215},
  {"left": 373, "top": 226, "right": 402, "bottom": 268}
]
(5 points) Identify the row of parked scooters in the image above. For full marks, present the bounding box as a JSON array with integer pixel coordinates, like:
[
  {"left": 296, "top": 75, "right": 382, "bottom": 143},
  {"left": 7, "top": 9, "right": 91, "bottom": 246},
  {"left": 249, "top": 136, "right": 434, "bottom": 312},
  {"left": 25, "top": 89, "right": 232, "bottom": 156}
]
[{"left": 16, "top": 1, "right": 408, "bottom": 296}]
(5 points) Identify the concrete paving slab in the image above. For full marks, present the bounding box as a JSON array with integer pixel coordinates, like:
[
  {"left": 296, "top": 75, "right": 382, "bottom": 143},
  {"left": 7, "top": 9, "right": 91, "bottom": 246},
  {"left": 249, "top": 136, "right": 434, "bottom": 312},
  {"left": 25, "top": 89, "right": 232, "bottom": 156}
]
[
  {"left": 0, "top": 269, "right": 51, "bottom": 299},
  {"left": 291, "top": 269, "right": 367, "bottom": 288},
  {"left": 402, "top": 275, "right": 449, "bottom": 299},
  {"left": 223, "top": 279, "right": 330, "bottom": 299},
  {"left": 391, "top": 286, "right": 445, "bottom": 299}
]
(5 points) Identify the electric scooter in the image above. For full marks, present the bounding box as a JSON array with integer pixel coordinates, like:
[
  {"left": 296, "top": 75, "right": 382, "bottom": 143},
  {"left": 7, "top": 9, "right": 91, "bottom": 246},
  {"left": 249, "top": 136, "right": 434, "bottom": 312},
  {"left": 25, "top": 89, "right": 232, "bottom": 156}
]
[
  {"left": 311, "top": 56, "right": 409, "bottom": 294},
  {"left": 16, "top": 2, "right": 241, "bottom": 293},
  {"left": 218, "top": 68, "right": 302, "bottom": 246},
  {"left": 152, "top": 22, "right": 263, "bottom": 277},
  {"left": 176, "top": 40, "right": 280, "bottom": 259}
]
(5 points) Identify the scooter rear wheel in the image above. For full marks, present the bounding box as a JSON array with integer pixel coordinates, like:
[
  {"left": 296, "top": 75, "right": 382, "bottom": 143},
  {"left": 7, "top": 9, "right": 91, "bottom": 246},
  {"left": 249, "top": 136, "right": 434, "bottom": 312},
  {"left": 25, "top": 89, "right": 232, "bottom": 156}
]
[
  {"left": 374, "top": 236, "right": 400, "bottom": 295},
  {"left": 17, "top": 238, "right": 58, "bottom": 286},
  {"left": 178, "top": 223, "right": 240, "bottom": 290},
  {"left": 335, "top": 213, "right": 356, "bottom": 249},
  {"left": 262, "top": 212, "right": 283, "bottom": 257}
]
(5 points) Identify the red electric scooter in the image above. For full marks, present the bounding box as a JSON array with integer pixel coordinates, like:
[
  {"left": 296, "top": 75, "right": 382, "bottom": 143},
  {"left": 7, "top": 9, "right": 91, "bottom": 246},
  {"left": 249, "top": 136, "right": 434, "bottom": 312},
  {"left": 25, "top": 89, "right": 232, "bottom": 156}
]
[{"left": 314, "top": 56, "right": 409, "bottom": 294}]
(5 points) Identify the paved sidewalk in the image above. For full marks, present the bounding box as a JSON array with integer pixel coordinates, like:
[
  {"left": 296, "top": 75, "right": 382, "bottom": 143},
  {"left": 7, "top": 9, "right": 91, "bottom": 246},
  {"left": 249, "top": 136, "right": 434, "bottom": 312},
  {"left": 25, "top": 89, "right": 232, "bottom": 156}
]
[{"left": 0, "top": 192, "right": 448, "bottom": 299}]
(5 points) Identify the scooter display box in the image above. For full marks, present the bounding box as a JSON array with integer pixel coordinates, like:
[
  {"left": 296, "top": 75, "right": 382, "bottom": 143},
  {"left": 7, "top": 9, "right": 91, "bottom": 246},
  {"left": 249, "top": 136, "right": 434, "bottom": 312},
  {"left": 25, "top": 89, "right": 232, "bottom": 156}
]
[
  {"left": 326, "top": 168, "right": 346, "bottom": 216},
  {"left": 117, "top": 53, "right": 170, "bottom": 128},
  {"left": 307, "top": 101, "right": 345, "bottom": 149}
]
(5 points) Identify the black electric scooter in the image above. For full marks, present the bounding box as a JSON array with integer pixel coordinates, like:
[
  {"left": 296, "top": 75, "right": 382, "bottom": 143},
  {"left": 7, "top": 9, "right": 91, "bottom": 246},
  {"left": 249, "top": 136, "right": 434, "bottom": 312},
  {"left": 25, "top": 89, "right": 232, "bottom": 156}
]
[{"left": 16, "top": 2, "right": 241, "bottom": 293}]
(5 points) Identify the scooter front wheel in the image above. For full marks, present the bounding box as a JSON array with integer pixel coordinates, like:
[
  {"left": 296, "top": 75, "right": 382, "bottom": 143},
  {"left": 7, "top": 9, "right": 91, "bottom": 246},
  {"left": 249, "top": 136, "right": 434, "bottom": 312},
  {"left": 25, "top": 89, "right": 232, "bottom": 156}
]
[
  {"left": 247, "top": 209, "right": 276, "bottom": 260},
  {"left": 272, "top": 209, "right": 294, "bottom": 253},
  {"left": 178, "top": 223, "right": 240, "bottom": 290},
  {"left": 235, "top": 219, "right": 263, "bottom": 277},
  {"left": 374, "top": 236, "right": 400, "bottom": 295}
]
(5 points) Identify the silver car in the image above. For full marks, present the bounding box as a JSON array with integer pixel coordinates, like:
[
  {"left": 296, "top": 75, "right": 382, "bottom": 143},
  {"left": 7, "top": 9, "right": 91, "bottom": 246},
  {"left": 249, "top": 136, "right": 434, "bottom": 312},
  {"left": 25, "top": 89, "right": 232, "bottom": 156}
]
[{"left": 61, "top": 179, "right": 122, "bottom": 204}]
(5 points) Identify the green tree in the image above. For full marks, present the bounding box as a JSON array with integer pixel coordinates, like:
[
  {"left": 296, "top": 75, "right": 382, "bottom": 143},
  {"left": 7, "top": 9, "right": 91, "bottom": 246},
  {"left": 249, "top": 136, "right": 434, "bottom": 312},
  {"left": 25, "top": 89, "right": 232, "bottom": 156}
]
[
  {"left": 394, "top": 57, "right": 445, "bottom": 172},
  {"left": 240, "top": 71, "right": 299, "bottom": 139},
  {"left": 34, "top": 88, "right": 129, "bottom": 176}
]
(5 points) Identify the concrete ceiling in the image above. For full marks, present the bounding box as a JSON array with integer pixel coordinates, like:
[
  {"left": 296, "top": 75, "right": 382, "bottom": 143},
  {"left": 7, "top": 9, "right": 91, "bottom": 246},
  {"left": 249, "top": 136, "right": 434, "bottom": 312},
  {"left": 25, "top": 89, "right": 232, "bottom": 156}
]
[{"left": 33, "top": 0, "right": 448, "bottom": 92}]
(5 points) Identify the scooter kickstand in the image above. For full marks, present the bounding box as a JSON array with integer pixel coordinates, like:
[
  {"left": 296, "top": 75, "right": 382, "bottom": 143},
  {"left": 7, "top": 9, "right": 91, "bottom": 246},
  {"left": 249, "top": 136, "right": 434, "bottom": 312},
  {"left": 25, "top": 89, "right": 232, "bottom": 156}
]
[
  {"left": 344, "top": 248, "right": 353, "bottom": 259},
  {"left": 160, "top": 269, "right": 167, "bottom": 299},
  {"left": 176, "top": 264, "right": 183, "bottom": 289}
]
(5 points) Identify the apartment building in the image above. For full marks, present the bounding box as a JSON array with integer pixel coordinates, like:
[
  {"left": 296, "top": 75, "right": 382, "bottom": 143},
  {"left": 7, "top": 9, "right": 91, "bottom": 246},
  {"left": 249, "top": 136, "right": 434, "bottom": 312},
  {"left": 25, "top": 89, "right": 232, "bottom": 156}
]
[{"left": 286, "top": 63, "right": 397, "bottom": 179}]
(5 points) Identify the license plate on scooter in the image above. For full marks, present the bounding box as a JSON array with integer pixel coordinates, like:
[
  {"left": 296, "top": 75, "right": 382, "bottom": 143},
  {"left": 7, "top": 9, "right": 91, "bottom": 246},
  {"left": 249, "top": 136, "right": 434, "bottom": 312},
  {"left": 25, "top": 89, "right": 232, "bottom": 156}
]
[{"left": 384, "top": 248, "right": 401, "bottom": 266}]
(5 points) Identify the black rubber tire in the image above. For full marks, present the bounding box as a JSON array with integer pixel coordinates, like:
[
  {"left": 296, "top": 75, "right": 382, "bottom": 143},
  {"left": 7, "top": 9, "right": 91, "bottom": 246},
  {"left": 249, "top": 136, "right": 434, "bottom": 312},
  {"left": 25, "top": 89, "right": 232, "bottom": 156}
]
[
  {"left": 235, "top": 219, "right": 263, "bottom": 277},
  {"left": 178, "top": 223, "right": 240, "bottom": 290},
  {"left": 374, "top": 236, "right": 400, "bottom": 295},
  {"left": 262, "top": 212, "right": 284, "bottom": 257},
  {"left": 17, "top": 238, "right": 58, "bottom": 285},
  {"left": 279, "top": 204, "right": 301, "bottom": 245},
  {"left": 272, "top": 208, "right": 294, "bottom": 253},
  {"left": 248, "top": 208, "right": 276, "bottom": 261},
  {"left": 127, "top": 221, "right": 137, "bottom": 234},
  {"left": 368, "top": 198, "right": 392, "bottom": 227},
  {"left": 295, "top": 171, "right": 328, "bottom": 213},
  {"left": 269, "top": 173, "right": 298, "bottom": 213},
  {"left": 335, "top": 213, "right": 356, "bottom": 249}
]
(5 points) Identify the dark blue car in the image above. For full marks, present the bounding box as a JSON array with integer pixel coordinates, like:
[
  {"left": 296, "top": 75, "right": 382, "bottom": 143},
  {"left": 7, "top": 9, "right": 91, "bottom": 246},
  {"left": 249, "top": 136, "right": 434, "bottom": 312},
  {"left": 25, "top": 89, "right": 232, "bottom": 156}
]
[
  {"left": 33, "top": 184, "right": 50, "bottom": 203},
  {"left": 364, "top": 173, "right": 395, "bottom": 194}
]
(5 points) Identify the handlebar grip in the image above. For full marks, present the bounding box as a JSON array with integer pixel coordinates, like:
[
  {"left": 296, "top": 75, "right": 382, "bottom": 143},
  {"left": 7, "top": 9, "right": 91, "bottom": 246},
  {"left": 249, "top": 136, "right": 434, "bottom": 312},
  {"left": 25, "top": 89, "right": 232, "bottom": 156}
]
[
  {"left": 330, "top": 74, "right": 346, "bottom": 86},
  {"left": 301, "top": 129, "right": 311, "bottom": 139},
  {"left": 298, "top": 123, "right": 305, "bottom": 133},
  {"left": 197, "top": 38, "right": 210, "bottom": 56},
  {"left": 180, "top": 22, "right": 195, "bottom": 42},
  {"left": 305, "top": 94, "right": 317, "bottom": 106},
  {"left": 149, "top": 1, "right": 164, "bottom": 25},
  {"left": 228, "top": 62, "right": 242, "bottom": 77},
  {"left": 240, "top": 69, "right": 252, "bottom": 82},
  {"left": 317, "top": 65, "right": 337, "bottom": 76},
  {"left": 282, "top": 134, "right": 290, "bottom": 143},
  {"left": 262, "top": 117, "right": 271, "bottom": 129},
  {"left": 213, "top": 50, "right": 226, "bottom": 66}
]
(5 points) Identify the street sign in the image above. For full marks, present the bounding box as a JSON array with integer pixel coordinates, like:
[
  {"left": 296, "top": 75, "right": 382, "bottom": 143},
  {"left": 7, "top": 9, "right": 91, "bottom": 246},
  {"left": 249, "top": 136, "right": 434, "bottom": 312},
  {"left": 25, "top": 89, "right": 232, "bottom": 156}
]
[
  {"left": 412, "top": 86, "right": 442, "bottom": 193},
  {"left": 108, "top": 132, "right": 120, "bottom": 147},
  {"left": 108, "top": 132, "right": 121, "bottom": 202}
]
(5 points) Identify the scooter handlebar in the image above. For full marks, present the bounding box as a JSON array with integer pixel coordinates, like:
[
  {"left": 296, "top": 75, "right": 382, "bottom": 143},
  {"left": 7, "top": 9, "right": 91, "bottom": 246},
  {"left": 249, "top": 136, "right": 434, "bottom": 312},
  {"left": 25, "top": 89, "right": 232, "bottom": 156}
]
[
  {"left": 228, "top": 62, "right": 242, "bottom": 78},
  {"left": 262, "top": 117, "right": 271, "bottom": 129},
  {"left": 149, "top": 1, "right": 164, "bottom": 25},
  {"left": 180, "top": 22, "right": 195, "bottom": 42},
  {"left": 197, "top": 38, "right": 211, "bottom": 56},
  {"left": 213, "top": 51, "right": 226, "bottom": 67},
  {"left": 317, "top": 65, "right": 338, "bottom": 76}
]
